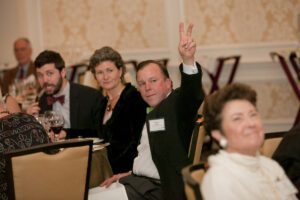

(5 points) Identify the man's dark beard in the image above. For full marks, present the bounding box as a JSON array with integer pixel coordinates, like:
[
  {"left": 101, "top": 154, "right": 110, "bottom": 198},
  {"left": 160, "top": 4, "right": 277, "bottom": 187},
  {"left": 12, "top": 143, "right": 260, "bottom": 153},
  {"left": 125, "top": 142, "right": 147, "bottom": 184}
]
[{"left": 44, "top": 76, "right": 63, "bottom": 95}]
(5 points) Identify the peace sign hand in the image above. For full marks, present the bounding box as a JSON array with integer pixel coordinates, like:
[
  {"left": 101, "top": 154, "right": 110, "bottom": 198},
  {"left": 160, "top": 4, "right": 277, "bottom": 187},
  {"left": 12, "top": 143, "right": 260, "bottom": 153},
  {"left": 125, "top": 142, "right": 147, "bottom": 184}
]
[{"left": 178, "top": 23, "right": 196, "bottom": 65}]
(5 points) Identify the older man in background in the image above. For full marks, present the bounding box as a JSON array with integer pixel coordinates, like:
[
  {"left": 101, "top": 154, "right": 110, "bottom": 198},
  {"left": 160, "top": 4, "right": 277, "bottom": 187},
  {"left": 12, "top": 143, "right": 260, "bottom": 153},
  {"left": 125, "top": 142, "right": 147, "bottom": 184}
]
[{"left": 1, "top": 38, "right": 36, "bottom": 94}]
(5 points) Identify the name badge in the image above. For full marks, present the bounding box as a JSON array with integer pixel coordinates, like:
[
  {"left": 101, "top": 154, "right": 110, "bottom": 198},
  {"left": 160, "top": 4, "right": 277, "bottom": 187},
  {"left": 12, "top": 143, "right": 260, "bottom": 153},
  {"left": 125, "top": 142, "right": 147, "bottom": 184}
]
[{"left": 149, "top": 118, "right": 165, "bottom": 132}]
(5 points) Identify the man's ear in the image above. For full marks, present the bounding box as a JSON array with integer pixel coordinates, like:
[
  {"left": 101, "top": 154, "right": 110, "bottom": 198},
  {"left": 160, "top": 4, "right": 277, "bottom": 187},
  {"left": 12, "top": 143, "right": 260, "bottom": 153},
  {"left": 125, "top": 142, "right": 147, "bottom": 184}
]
[
  {"left": 166, "top": 78, "right": 172, "bottom": 90},
  {"left": 211, "top": 130, "right": 222, "bottom": 143},
  {"left": 61, "top": 68, "right": 67, "bottom": 78}
]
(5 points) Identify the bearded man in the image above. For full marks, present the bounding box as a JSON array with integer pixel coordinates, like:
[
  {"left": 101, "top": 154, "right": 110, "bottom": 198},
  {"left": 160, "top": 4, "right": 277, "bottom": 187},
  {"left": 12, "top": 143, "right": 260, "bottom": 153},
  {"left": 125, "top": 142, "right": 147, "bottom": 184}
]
[{"left": 26, "top": 50, "right": 103, "bottom": 139}]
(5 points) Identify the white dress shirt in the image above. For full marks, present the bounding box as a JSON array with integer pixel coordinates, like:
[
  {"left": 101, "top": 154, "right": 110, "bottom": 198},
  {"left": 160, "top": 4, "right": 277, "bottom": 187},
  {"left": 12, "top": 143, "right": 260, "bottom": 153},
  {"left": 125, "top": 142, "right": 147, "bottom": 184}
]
[{"left": 52, "top": 82, "right": 70, "bottom": 128}]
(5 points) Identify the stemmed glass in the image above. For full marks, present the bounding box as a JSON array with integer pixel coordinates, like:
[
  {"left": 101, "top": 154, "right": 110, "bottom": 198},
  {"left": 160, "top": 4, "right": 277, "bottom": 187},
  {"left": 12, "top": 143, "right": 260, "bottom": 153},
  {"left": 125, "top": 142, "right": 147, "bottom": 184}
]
[
  {"left": 34, "top": 114, "right": 50, "bottom": 134},
  {"left": 44, "top": 111, "right": 65, "bottom": 142}
]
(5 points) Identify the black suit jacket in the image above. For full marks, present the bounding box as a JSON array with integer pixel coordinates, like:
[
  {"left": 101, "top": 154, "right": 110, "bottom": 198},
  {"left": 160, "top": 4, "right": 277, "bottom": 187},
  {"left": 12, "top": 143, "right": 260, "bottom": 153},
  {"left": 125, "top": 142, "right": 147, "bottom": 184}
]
[
  {"left": 273, "top": 123, "right": 300, "bottom": 196},
  {"left": 146, "top": 63, "right": 204, "bottom": 200},
  {"left": 39, "top": 82, "right": 103, "bottom": 137}
]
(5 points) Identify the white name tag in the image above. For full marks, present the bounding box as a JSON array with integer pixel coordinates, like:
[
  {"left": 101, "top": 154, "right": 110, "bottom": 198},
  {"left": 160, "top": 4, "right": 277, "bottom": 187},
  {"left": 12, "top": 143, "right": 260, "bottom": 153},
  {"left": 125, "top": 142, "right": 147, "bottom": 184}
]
[{"left": 149, "top": 118, "right": 165, "bottom": 132}]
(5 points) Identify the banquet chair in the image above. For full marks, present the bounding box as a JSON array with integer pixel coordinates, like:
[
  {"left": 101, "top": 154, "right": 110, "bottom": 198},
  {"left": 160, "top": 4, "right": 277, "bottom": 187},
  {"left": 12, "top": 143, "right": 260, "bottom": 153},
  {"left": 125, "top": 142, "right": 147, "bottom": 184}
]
[
  {"left": 270, "top": 52, "right": 300, "bottom": 127},
  {"left": 156, "top": 58, "right": 169, "bottom": 67},
  {"left": 5, "top": 139, "right": 93, "bottom": 200},
  {"left": 68, "top": 62, "right": 89, "bottom": 83},
  {"left": 260, "top": 131, "right": 286, "bottom": 158},
  {"left": 181, "top": 162, "right": 206, "bottom": 200},
  {"left": 188, "top": 115, "right": 206, "bottom": 164},
  {"left": 289, "top": 51, "right": 300, "bottom": 81},
  {"left": 204, "top": 55, "right": 241, "bottom": 94},
  {"left": 125, "top": 60, "right": 138, "bottom": 71}
]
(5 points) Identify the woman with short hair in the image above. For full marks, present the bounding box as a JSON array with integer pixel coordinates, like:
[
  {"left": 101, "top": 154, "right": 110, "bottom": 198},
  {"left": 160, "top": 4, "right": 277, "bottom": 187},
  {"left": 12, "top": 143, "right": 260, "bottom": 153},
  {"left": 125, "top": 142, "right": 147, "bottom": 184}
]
[
  {"left": 201, "top": 83, "right": 298, "bottom": 200},
  {"left": 89, "top": 47, "right": 147, "bottom": 174}
]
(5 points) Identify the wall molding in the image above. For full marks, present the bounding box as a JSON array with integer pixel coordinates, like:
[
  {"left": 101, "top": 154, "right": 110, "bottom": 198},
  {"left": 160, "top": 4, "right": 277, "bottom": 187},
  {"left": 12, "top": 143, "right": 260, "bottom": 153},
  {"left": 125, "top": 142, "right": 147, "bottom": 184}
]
[
  {"left": 196, "top": 41, "right": 299, "bottom": 63},
  {"left": 121, "top": 41, "right": 299, "bottom": 83},
  {"left": 264, "top": 119, "right": 294, "bottom": 132}
]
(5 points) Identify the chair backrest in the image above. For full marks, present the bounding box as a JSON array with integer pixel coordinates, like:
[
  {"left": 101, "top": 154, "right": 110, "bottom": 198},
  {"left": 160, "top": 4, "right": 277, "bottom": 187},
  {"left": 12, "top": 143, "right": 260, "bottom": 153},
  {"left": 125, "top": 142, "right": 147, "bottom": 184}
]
[
  {"left": 127, "top": 58, "right": 169, "bottom": 71},
  {"left": 260, "top": 131, "right": 286, "bottom": 157},
  {"left": 181, "top": 163, "right": 206, "bottom": 200},
  {"left": 125, "top": 60, "right": 138, "bottom": 71},
  {"left": 67, "top": 62, "right": 89, "bottom": 83},
  {"left": 208, "top": 55, "right": 241, "bottom": 94},
  {"left": 289, "top": 51, "right": 300, "bottom": 81},
  {"left": 156, "top": 58, "right": 169, "bottom": 67},
  {"left": 5, "top": 139, "right": 93, "bottom": 200},
  {"left": 188, "top": 116, "right": 206, "bottom": 164}
]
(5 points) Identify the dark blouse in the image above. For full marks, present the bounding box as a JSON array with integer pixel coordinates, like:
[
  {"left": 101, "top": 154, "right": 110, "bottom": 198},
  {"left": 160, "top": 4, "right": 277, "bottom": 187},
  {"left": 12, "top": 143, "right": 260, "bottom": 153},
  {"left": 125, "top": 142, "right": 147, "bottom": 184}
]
[
  {"left": 98, "top": 83, "right": 147, "bottom": 173},
  {"left": 0, "top": 113, "right": 50, "bottom": 200}
]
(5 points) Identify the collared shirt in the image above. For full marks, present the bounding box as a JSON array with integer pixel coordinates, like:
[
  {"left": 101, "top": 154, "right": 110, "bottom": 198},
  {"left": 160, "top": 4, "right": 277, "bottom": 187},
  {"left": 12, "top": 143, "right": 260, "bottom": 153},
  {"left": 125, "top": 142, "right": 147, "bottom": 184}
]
[
  {"left": 52, "top": 82, "right": 70, "bottom": 128},
  {"left": 132, "top": 124, "right": 160, "bottom": 179},
  {"left": 132, "top": 63, "right": 198, "bottom": 179}
]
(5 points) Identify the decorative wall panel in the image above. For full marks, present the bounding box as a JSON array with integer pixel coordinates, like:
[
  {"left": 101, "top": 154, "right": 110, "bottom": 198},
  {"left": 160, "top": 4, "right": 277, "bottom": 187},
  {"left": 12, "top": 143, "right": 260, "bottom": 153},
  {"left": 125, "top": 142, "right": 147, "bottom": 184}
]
[
  {"left": 41, "top": 0, "right": 167, "bottom": 64},
  {"left": 252, "top": 81, "right": 298, "bottom": 120},
  {"left": 201, "top": 79, "right": 298, "bottom": 131},
  {"left": 185, "top": 0, "right": 300, "bottom": 45},
  {"left": 38, "top": 0, "right": 300, "bottom": 130}
]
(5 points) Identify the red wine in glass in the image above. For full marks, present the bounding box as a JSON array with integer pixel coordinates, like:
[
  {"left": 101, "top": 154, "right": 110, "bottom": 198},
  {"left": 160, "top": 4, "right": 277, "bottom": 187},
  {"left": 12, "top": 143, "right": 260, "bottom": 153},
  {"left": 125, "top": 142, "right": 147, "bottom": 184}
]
[
  {"left": 45, "top": 111, "right": 64, "bottom": 141},
  {"left": 51, "top": 125, "right": 63, "bottom": 134}
]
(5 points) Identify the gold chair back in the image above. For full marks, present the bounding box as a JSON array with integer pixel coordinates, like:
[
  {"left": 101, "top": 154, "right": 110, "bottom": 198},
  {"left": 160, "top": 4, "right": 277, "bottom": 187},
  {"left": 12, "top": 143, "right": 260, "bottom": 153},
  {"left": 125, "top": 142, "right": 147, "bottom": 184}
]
[
  {"left": 189, "top": 116, "right": 206, "bottom": 164},
  {"left": 5, "top": 140, "right": 93, "bottom": 200},
  {"left": 260, "top": 131, "right": 286, "bottom": 157},
  {"left": 181, "top": 163, "right": 206, "bottom": 200}
]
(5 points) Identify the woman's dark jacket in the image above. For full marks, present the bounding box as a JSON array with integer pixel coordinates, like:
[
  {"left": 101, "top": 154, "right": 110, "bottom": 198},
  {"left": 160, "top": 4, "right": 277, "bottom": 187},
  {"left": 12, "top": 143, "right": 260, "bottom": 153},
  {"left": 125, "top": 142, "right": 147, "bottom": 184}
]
[{"left": 98, "top": 83, "right": 147, "bottom": 173}]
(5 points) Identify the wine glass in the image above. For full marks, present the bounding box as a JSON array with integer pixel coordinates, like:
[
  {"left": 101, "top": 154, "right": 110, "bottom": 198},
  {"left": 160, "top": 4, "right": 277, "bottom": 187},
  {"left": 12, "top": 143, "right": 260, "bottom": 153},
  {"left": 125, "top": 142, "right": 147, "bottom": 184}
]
[
  {"left": 34, "top": 114, "right": 51, "bottom": 137},
  {"left": 44, "top": 111, "right": 65, "bottom": 142}
]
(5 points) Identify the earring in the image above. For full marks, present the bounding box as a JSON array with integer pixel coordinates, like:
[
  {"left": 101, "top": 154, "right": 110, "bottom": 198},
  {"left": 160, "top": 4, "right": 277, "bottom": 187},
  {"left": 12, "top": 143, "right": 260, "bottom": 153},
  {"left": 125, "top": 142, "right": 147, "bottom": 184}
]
[{"left": 219, "top": 137, "right": 228, "bottom": 148}]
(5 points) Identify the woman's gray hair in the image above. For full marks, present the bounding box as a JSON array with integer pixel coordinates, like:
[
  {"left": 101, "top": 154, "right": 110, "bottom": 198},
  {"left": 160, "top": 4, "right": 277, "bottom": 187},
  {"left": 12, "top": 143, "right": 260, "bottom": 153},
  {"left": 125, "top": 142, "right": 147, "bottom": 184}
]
[{"left": 89, "top": 46, "right": 126, "bottom": 83}]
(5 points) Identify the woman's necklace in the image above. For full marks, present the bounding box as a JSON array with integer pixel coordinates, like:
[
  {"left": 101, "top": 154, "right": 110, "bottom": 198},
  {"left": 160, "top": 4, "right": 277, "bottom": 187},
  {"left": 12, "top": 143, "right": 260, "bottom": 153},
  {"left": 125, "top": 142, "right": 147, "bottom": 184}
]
[{"left": 106, "top": 94, "right": 121, "bottom": 112}]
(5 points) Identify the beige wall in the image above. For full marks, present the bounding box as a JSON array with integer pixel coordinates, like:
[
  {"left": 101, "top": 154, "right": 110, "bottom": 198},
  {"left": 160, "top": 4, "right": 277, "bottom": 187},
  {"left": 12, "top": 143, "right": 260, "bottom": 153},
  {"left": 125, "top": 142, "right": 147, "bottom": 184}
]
[
  {"left": 38, "top": 0, "right": 300, "bottom": 64},
  {"left": 1, "top": 0, "right": 300, "bottom": 131},
  {"left": 185, "top": 0, "right": 300, "bottom": 44},
  {"left": 40, "top": 0, "right": 173, "bottom": 65}
]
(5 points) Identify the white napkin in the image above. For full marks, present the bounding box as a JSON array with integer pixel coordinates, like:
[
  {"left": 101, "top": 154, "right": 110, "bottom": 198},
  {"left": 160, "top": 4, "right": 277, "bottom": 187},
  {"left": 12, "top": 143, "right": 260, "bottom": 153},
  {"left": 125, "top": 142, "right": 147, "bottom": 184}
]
[{"left": 88, "top": 182, "right": 128, "bottom": 200}]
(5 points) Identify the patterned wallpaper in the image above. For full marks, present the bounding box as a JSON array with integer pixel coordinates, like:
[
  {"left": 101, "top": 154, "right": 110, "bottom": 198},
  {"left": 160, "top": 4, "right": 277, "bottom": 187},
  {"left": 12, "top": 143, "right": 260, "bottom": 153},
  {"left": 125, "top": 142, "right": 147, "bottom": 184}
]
[
  {"left": 201, "top": 80, "right": 298, "bottom": 130},
  {"left": 253, "top": 81, "right": 298, "bottom": 120},
  {"left": 39, "top": 0, "right": 300, "bottom": 128},
  {"left": 185, "top": 0, "right": 300, "bottom": 45},
  {"left": 40, "top": 0, "right": 300, "bottom": 63},
  {"left": 41, "top": 0, "right": 167, "bottom": 64}
]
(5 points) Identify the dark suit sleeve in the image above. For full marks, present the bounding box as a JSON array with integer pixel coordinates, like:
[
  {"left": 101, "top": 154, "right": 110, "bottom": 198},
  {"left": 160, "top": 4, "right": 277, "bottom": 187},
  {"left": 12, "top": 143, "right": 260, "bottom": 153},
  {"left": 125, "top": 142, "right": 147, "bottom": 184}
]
[
  {"left": 176, "top": 63, "right": 205, "bottom": 148},
  {"left": 273, "top": 124, "right": 300, "bottom": 191},
  {"left": 91, "top": 90, "right": 103, "bottom": 129},
  {"left": 66, "top": 83, "right": 104, "bottom": 138}
]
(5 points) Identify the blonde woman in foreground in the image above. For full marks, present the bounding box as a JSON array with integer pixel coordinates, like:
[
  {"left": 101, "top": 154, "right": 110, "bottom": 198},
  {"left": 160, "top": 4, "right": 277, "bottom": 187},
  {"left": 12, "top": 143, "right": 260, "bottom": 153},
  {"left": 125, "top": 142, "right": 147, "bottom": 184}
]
[{"left": 202, "top": 83, "right": 298, "bottom": 200}]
